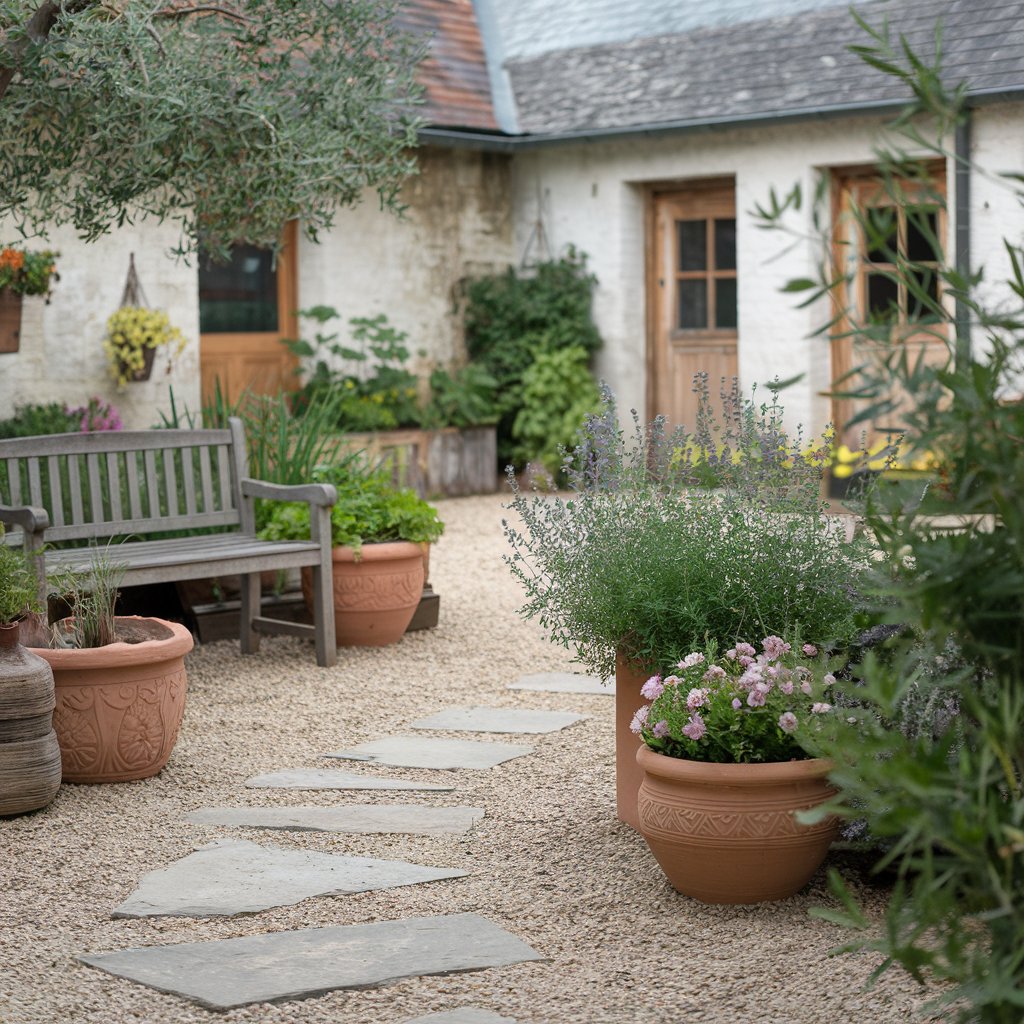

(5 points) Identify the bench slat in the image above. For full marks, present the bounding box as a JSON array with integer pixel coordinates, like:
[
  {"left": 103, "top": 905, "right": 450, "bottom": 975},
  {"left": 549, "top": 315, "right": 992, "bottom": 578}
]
[
  {"left": 27, "top": 457, "right": 43, "bottom": 508},
  {"left": 68, "top": 455, "right": 84, "bottom": 524},
  {"left": 86, "top": 453, "right": 104, "bottom": 523},
  {"left": 6, "top": 457, "right": 21, "bottom": 505},
  {"left": 164, "top": 448, "right": 179, "bottom": 518},
  {"left": 46, "top": 455, "right": 64, "bottom": 527},
  {"left": 216, "top": 444, "right": 233, "bottom": 513},
  {"left": 143, "top": 450, "right": 159, "bottom": 520},
  {"left": 106, "top": 452, "right": 123, "bottom": 522},
  {"left": 199, "top": 446, "right": 214, "bottom": 514},
  {"left": 182, "top": 448, "right": 198, "bottom": 517}
]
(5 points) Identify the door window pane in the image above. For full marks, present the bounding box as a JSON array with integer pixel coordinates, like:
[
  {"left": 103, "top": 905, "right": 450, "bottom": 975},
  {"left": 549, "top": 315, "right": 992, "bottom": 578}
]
[
  {"left": 715, "top": 278, "right": 738, "bottom": 329},
  {"left": 865, "top": 207, "right": 897, "bottom": 264},
  {"left": 907, "top": 268, "right": 941, "bottom": 322},
  {"left": 714, "top": 219, "right": 736, "bottom": 270},
  {"left": 199, "top": 246, "right": 279, "bottom": 333},
  {"left": 678, "top": 279, "right": 708, "bottom": 329},
  {"left": 677, "top": 220, "right": 707, "bottom": 272},
  {"left": 906, "top": 208, "right": 940, "bottom": 262},
  {"left": 866, "top": 273, "right": 899, "bottom": 324}
]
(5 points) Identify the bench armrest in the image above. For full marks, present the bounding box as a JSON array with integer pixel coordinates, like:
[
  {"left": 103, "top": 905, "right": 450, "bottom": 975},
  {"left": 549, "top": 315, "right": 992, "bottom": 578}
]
[
  {"left": 0, "top": 503, "right": 50, "bottom": 538},
  {"left": 240, "top": 479, "right": 338, "bottom": 507}
]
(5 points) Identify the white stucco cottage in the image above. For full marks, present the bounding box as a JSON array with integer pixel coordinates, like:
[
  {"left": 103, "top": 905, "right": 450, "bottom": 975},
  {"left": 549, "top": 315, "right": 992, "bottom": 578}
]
[{"left": 2, "top": 0, "right": 1022, "bottom": 441}]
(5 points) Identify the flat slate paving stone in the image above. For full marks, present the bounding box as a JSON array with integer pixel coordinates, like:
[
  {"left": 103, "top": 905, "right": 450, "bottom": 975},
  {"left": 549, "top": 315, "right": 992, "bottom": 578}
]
[
  {"left": 507, "top": 671, "right": 612, "bottom": 695},
  {"left": 187, "top": 805, "right": 483, "bottom": 836},
  {"left": 245, "top": 769, "right": 454, "bottom": 792},
  {"left": 323, "top": 736, "right": 534, "bottom": 770},
  {"left": 410, "top": 706, "right": 586, "bottom": 734},
  {"left": 402, "top": 1011, "right": 517, "bottom": 1024},
  {"left": 113, "top": 840, "right": 469, "bottom": 918},
  {"left": 78, "top": 912, "right": 546, "bottom": 1011}
]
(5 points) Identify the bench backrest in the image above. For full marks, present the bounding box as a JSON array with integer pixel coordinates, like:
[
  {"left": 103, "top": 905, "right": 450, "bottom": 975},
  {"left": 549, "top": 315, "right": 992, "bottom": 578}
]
[{"left": 0, "top": 420, "right": 249, "bottom": 544}]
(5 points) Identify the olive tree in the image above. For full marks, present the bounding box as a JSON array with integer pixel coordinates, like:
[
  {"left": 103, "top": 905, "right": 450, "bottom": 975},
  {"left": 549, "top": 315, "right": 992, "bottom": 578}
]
[{"left": 0, "top": 0, "right": 424, "bottom": 255}]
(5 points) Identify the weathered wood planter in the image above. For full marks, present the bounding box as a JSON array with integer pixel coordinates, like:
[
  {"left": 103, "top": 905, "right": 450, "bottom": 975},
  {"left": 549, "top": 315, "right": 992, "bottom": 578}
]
[{"left": 324, "top": 426, "right": 497, "bottom": 497}]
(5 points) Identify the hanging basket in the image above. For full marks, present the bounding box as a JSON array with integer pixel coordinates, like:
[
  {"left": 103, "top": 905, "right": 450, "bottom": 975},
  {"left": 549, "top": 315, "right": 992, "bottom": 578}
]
[{"left": 118, "top": 343, "right": 157, "bottom": 383}]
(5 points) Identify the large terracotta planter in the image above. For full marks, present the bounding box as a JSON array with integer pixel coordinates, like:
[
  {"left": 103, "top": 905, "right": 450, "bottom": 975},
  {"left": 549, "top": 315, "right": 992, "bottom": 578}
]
[
  {"left": 0, "top": 622, "right": 62, "bottom": 815},
  {"left": 615, "top": 652, "right": 653, "bottom": 830},
  {"left": 636, "top": 745, "right": 840, "bottom": 904},
  {"left": 302, "top": 542, "right": 424, "bottom": 647},
  {"left": 30, "top": 617, "right": 193, "bottom": 784}
]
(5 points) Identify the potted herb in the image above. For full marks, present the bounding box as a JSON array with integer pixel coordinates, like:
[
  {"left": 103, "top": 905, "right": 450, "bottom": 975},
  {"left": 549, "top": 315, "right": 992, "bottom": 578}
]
[
  {"left": 26, "top": 553, "right": 194, "bottom": 784},
  {"left": 260, "top": 457, "right": 444, "bottom": 646},
  {"left": 0, "top": 543, "right": 62, "bottom": 815},
  {"left": 103, "top": 306, "right": 186, "bottom": 388},
  {"left": 631, "top": 637, "right": 841, "bottom": 903},
  {"left": 504, "top": 379, "right": 870, "bottom": 827}
]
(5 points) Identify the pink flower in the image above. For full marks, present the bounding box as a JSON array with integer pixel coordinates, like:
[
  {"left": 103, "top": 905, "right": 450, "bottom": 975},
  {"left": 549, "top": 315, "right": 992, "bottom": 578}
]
[
  {"left": 640, "top": 675, "right": 663, "bottom": 700},
  {"left": 682, "top": 713, "right": 706, "bottom": 741},
  {"left": 761, "top": 636, "right": 791, "bottom": 661},
  {"left": 686, "top": 687, "right": 709, "bottom": 711},
  {"left": 801, "top": 680, "right": 813, "bottom": 695},
  {"left": 778, "top": 712, "right": 798, "bottom": 734},
  {"left": 811, "top": 702, "right": 832, "bottom": 714},
  {"left": 703, "top": 664, "right": 727, "bottom": 682},
  {"left": 747, "top": 688, "right": 767, "bottom": 707},
  {"left": 630, "top": 705, "right": 650, "bottom": 734},
  {"left": 678, "top": 652, "right": 706, "bottom": 669},
  {"left": 735, "top": 642, "right": 756, "bottom": 657},
  {"left": 779, "top": 680, "right": 794, "bottom": 695},
  {"left": 823, "top": 673, "right": 836, "bottom": 686},
  {"left": 738, "top": 655, "right": 755, "bottom": 669},
  {"left": 652, "top": 719, "right": 670, "bottom": 738},
  {"left": 725, "top": 648, "right": 737, "bottom": 660},
  {"left": 731, "top": 698, "right": 742, "bottom": 710},
  {"left": 802, "top": 643, "right": 818, "bottom": 657}
]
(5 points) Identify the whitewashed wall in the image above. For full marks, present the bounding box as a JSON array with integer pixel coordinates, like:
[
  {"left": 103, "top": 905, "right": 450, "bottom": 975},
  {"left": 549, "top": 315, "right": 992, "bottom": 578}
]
[
  {"left": 0, "top": 220, "right": 200, "bottom": 430},
  {"left": 297, "top": 147, "right": 515, "bottom": 381},
  {"left": 508, "top": 106, "right": 1024, "bottom": 435}
]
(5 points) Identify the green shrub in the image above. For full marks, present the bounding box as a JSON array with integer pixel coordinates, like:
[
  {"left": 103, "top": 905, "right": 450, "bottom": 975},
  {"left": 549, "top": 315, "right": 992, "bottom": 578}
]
[
  {"left": 0, "top": 402, "right": 78, "bottom": 439},
  {"left": 422, "top": 364, "right": 499, "bottom": 429},
  {"left": 0, "top": 544, "right": 39, "bottom": 624}
]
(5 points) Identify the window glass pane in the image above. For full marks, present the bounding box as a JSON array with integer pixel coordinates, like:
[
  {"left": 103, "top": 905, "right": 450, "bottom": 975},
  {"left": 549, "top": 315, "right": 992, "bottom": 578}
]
[
  {"left": 906, "top": 207, "right": 940, "bottom": 263},
  {"left": 714, "top": 219, "right": 736, "bottom": 270},
  {"left": 678, "top": 279, "right": 707, "bottom": 329},
  {"left": 908, "top": 268, "right": 941, "bottom": 322},
  {"left": 677, "top": 220, "right": 707, "bottom": 272},
  {"left": 865, "top": 207, "right": 897, "bottom": 263},
  {"left": 866, "top": 273, "right": 899, "bottom": 324},
  {"left": 199, "top": 246, "right": 279, "bottom": 333},
  {"left": 715, "top": 278, "right": 737, "bottom": 329}
]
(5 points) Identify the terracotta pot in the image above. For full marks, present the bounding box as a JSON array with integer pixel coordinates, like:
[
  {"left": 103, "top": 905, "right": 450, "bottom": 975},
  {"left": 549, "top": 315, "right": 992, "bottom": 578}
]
[
  {"left": 302, "top": 542, "right": 424, "bottom": 647},
  {"left": 0, "top": 622, "right": 62, "bottom": 815},
  {"left": 30, "top": 616, "right": 193, "bottom": 784},
  {"left": 615, "top": 652, "right": 653, "bottom": 830},
  {"left": 636, "top": 744, "right": 840, "bottom": 904}
]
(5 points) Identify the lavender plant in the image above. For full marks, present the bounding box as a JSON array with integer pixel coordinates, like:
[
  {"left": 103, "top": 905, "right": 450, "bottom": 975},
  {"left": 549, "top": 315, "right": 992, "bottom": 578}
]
[{"left": 504, "top": 378, "right": 870, "bottom": 679}]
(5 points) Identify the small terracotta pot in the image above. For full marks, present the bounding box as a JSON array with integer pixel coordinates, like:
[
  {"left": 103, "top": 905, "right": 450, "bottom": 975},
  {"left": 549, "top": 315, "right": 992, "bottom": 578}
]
[
  {"left": 636, "top": 745, "right": 840, "bottom": 904},
  {"left": 30, "top": 616, "right": 193, "bottom": 784},
  {"left": 302, "top": 542, "right": 424, "bottom": 647}
]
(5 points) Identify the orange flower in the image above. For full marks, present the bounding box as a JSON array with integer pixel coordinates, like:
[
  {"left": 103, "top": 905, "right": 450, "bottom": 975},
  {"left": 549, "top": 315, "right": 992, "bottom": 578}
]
[{"left": 0, "top": 248, "right": 25, "bottom": 271}]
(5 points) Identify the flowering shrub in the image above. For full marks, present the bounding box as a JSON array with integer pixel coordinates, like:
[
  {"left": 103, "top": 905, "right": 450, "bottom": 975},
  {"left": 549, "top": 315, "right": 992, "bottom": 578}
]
[
  {"left": 103, "top": 306, "right": 186, "bottom": 388},
  {"left": 67, "top": 397, "right": 122, "bottom": 432},
  {"left": 0, "top": 246, "right": 59, "bottom": 298},
  {"left": 633, "top": 636, "right": 840, "bottom": 764}
]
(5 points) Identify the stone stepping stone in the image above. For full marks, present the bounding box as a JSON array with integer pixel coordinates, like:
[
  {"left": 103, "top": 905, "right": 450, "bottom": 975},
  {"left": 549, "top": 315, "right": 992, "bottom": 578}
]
[
  {"left": 112, "top": 840, "right": 469, "bottom": 919},
  {"left": 78, "top": 912, "right": 545, "bottom": 1011},
  {"left": 410, "top": 706, "right": 585, "bottom": 734},
  {"left": 403, "top": 1011, "right": 517, "bottom": 1024},
  {"left": 245, "top": 769, "right": 454, "bottom": 792},
  {"left": 187, "top": 805, "right": 483, "bottom": 836},
  {"left": 324, "top": 737, "right": 534, "bottom": 770},
  {"left": 508, "top": 672, "right": 612, "bottom": 695}
]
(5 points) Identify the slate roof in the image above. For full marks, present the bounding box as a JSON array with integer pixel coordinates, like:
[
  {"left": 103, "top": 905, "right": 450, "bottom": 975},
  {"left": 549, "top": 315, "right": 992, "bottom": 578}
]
[
  {"left": 505, "top": 0, "right": 1024, "bottom": 136},
  {"left": 396, "top": 0, "right": 498, "bottom": 131}
]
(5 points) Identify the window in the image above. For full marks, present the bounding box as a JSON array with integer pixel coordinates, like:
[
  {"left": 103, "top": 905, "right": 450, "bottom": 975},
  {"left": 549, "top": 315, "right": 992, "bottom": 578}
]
[{"left": 675, "top": 215, "right": 737, "bottom": 331}]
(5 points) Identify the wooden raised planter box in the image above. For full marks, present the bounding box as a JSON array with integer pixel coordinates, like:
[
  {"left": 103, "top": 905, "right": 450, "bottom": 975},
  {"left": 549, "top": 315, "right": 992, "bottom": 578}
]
[{"left": 323, "top": 426, "right": 498, "bottom": 497}]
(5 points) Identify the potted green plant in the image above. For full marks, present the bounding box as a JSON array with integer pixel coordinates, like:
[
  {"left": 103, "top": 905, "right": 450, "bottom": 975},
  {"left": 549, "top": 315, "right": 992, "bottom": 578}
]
[
  {"left": 631, "top": 637, "right": 841, "bottom": 903},
  {"left": 103, "top": 305, "right": 186, "bottom": 388},
  {"left": 260, "top": 457, "right": 444, "bottom": 646},
  {"left": 0, "top": 245, "right": 59, "bottom": 352},
  {"left": 0, "top": 543, "right": 63, "bottom": 815},
  {"left": 504, "top": 379, "right": 870, "bottom": 827},
  {"left": 26, "top": 553, "right": 194, "bottom": 784}
]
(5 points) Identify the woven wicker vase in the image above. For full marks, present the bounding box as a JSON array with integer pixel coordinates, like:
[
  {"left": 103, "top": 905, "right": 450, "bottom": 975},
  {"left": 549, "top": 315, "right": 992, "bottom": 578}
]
[
  {"left": 302, "top": 542, "right": 424, "bottom": 647},
  {"left": 31, "top": 617, "right": 193, "bottom": 784},
  {"left": 636, "top": 744, "right": 840, "bottom": 904},
  {"left": 0, "top": 622, "right": 62, "bottom": 816}
]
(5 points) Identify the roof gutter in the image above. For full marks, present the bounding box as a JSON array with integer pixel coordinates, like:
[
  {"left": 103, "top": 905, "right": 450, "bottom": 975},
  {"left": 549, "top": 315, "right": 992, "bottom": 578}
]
[{"left": 419, "top": 84, "right": 1024, "bottom": 152}]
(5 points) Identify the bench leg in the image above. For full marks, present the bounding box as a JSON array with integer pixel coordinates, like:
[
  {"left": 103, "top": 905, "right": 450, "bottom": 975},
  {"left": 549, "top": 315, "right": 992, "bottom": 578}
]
[
  {"left": 310, "top": 564, "right": 337, "bottom": 668},
  {"left": 239, "top": 573, "right": 261, "bottom": 655}
]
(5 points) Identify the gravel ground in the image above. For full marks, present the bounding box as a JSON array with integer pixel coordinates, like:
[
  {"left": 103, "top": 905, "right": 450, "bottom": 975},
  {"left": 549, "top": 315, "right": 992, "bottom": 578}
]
[{"left": 1, "top": 494, "right": 929, "bottom": 1024}]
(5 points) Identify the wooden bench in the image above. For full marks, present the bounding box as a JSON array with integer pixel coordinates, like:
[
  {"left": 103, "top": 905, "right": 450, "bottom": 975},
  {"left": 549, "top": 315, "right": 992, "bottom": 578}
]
[{"left": 0, "top": 417, "right": 338, "bottom": 667}]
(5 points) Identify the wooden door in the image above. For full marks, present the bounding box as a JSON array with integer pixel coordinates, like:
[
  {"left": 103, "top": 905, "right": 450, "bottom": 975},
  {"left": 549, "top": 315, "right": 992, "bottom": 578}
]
[
  {"left": 830, "top": 165, "right": 948, "bottom": 451},
  {"left": 199, "top": 222, "right": 299, "bottom": 407},
  {"left": 648, "top": 181, "right": 738, "bottom": 429}
]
